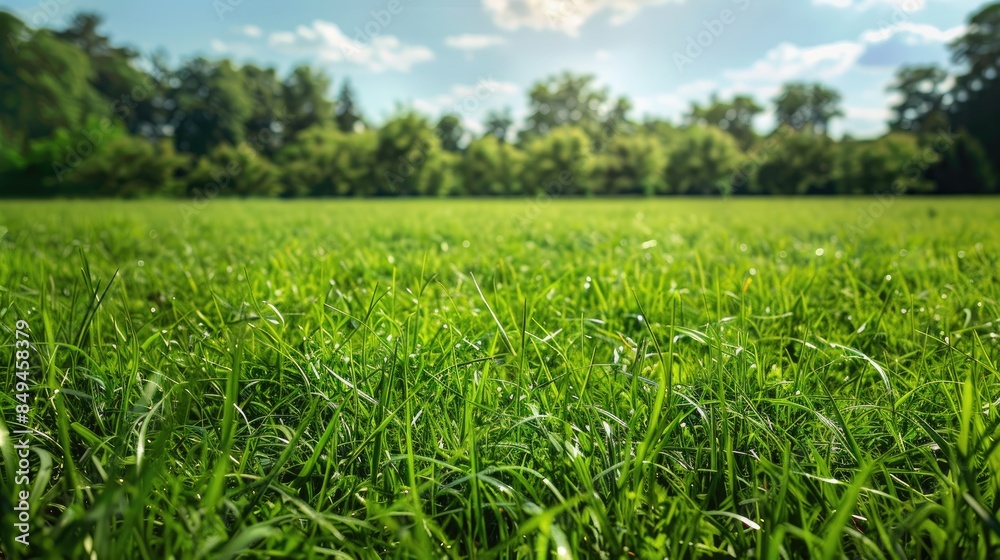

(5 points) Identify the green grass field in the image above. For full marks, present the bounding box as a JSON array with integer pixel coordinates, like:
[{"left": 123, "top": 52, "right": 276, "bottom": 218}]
[{"left": 1, "top": 199, "right": 1000, "bottom": 559}]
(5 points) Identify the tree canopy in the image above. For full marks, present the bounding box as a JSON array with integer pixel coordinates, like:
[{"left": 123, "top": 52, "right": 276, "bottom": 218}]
[{"left": 1, "top": 6, "right": 998, "bottom": 198}]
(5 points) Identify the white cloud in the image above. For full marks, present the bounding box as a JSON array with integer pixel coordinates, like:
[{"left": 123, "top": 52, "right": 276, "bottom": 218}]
[
  {"left": 269, "top": 32, "right": 296, "bottom": 46},
  {"left": 242, "top": 25, "right": 262, "bottom": 38},
  {"left": 445, "top": 34, "right": 506, "bottom": 51},
  {"left": 724, "top": 41, "right": 866, "bottom": 83},
  {"left": 722, "top": 20, "right": 960, "bottom": 85},
  {"left": 838, "top": 105, "right": 893, "bottom": 137},
  {"left": 209, "top": 38, "right": 256, "bottom": 57},
  {"left": 482, "top": 0, "right": 684, "bottom": 36},
  {"left": 860, "top": 22, "right": 966, "bottom": 44},
  {"left": 267, "top": 20, "right": 434, "bottom": 72},
  {"left": 812, "top": 0, "right": 925, "bottom": 11},
  {"left": 595, "top": 49, "right": 612, "bottom": 61}
]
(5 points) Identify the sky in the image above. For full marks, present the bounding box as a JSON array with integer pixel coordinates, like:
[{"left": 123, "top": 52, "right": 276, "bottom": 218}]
[{"left": 2, "top": 0, "right": 986, "bottom": 138}]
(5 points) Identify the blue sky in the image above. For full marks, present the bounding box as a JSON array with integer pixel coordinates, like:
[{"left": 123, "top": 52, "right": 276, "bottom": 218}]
[{"left": 3, "top": 0, "right": 985, "bottom": 138}]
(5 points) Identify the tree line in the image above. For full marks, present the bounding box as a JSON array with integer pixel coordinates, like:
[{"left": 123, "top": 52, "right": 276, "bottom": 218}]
[{"left": 1, "top": 4, "right": 998, "bottom": 199}]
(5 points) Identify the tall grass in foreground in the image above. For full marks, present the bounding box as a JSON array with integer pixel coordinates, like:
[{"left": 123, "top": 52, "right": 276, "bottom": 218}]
[{"left": 1, "top": 199, "right": 999, "bottom": 559}]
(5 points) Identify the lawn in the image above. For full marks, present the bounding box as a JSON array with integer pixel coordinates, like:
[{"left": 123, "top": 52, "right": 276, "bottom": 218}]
[{"left": 1, "top": 198, "right": 999, "bottom": 559}]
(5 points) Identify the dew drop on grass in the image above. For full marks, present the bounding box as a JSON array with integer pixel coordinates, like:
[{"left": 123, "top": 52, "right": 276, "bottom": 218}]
[
  {"left": 740, "top": 244, "right": 748, "bottom": 252},
  {"left": 815, "top": 248, "right": 825, "bottom": 256},
  {"left": 138, "top": 260, "right": 145, "bottom": 267},
  {"left": 749, "top": 268, "right": 757, "bottom": 276}
]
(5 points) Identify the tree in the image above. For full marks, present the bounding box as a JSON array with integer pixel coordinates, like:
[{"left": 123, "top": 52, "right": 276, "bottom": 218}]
[
  {"left": 55, "top": 12, "right": 147, "bottom": 120},
  {"left": 949, "top": 3, "right": 1000, "bottom": 165},
  {"left": 752, "top": 129, "right": 836, "bottom": 195},
  {"left": 435, "top": 114, "right": 465, "bottom": 152},
  {"left": 282, "top": 65, "right": 334, "bottom": 140},
  {"left": 836, "top": 133, "right": 936, "bottom": 195},
  {"left": 925, "top": 132, "right": 998, "bottom": 194},
  {"left": 773, "top": 83, "right": 843, "bottom": 134},
  {"left": 460, "top": 135, "right": 525, "bottom": 195},
  {"left": 63, "top": 137, "right": 187, "bottom": 197},
  {"left": 594, "top": 134, "right": 666, "bottom": 195},
  {"left": 687, "top": 94, "right": 762, "bottom": 150},
  {"left": 335, "top": 79, "right": 364, "bottom": 133},
  {"left": 240, "top": 64, "right": 286, "bottom": 156},
  {"left": 484, "top": 107, "right": 514, "bottom": 142},
  {"left": 522, "top": 126, "right": 594, "bottom": 196},
  {"left": 168, "top": 58, "right": 253, "bottom": 156},
  {"left": 0, "top": 12, "right": 107, "bottom": 195},
  {"left": 520, "top": 72, "right": 609, "bottom": 141},
  {"left": 0, "top": 12, "right": 104, "bottom": 145},
  {"left": 185, "top": 143, "right": 281, "bottom": 197},
  {"left": 887, "top": 66, "right": 950, "bottom": 133},
  {"left": 375, "top": 112, "right": 447, "bottom": 196},
  {"left": 664, "top": 126, "right": 743, "bottom": 195},
  {"left": 603, "top": 96, "right": 634, "bottom": 137},
  {"left": 277, "top": 126, "right": 377, "bottom": 197}
]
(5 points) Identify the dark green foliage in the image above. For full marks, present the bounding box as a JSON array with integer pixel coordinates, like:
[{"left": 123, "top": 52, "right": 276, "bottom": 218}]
[
  {"left": 435, "top": 114, "right": 465, "bottom": 152},
  {"left": 375, "top": 113, "right": 448, "bottom": 196},
  {"left": 688, "top": 94, "right": 762, "bottom": 150},
  {"left": 169, "top": 58, "right": 253, "bottom": 157},
  {"left": 62, "top": 137, "right": 187, "bottom": 197},
  {"left": 0, "top": 13, "right": 105, "bottom": 149},
  {"left": 594, "top": 134, "right": 666, "bottom": 195},
  {"left": 334, "top": 79, "right": 364, "bottom": 133},
  {"left": 665, "top": 126, "right": 742, "bottom": 195},
  {"left": 521, "top": 126, "right": 594, "bottom": 196},
  {"left": 752, "top": 129, "right": 837, "bottom": 195},
  {"left": 184, "top": 143, "right": 281, "bottom": 197},
  {"left": 460, "top": 135, "right": 524, "bottom": 195},
  {"left": 888, "top": 66, "right": 951, "bottom": 133},
  {"left": 773, "top": 82, "right": 843, "bottom": 135},
  {"left": 925, "top": 131, "right": 998, "bottom": 194},
  {"left": 277, "top": 127, "right": 378, "bottom": 197},
  {"left": 949, "top": 3, "right": 1000, "bottom": 167},
  {"left": 836, "top": 133, "right": 935, "bottom": 194}
]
